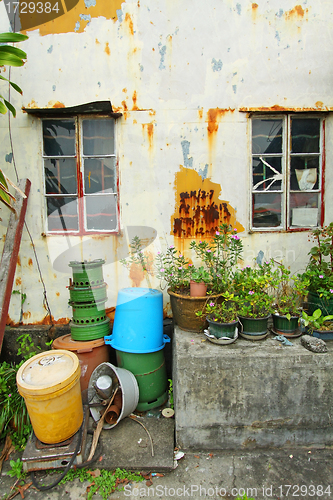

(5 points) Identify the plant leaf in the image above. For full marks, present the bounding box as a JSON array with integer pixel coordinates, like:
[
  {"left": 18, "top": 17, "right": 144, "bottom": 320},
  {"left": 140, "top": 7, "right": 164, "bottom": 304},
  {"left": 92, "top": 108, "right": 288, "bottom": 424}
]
[
  {"left": 0, "top": 52, "right": 25, "bottom": 67},
  {"left": 3, "top": 99, "right": 16, "bottom": 117},
  {"left": 0, "top": 46, "right": 27, "bottom": 60},
  {"left": 0, "top": 101, "right": 7, "bottom": 114},
  {"left": 0, "top": 33, "right": 28, "bottom": 43}
]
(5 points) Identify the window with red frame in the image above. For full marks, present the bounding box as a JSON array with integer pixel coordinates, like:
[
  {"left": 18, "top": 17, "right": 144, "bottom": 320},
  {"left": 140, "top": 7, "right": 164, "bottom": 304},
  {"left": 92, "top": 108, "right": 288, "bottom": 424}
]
[
  {"left": 43, "top": 116, "right": 118, "bottom": 233},
  {"left": 251, "top": 114, "right": 324, "bottom": 230}
]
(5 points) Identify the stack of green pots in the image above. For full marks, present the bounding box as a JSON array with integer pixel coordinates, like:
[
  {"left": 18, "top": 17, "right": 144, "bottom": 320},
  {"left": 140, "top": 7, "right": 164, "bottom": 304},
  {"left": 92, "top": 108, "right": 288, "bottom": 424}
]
[{"left": 68, "top": 259, "right": 110, "bottom": 341}]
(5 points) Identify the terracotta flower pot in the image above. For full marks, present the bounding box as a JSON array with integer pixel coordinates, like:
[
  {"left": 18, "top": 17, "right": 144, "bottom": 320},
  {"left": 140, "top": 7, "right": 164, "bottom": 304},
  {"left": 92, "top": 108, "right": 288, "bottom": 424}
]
[{"left": 190, "top": 281, "right": 208, "bottom": 297}]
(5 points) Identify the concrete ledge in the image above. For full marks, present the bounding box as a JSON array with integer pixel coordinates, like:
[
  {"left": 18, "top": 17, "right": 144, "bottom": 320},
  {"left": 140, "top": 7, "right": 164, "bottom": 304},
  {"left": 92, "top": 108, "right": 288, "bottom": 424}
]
[{"left": 173, "top": 326, "right": 333, "bottom": 450}]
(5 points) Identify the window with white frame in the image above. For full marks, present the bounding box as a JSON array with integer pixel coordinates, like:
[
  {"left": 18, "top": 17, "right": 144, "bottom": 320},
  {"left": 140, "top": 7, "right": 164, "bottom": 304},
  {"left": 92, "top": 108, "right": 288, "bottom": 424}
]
[
  {"left": 251, "top": 115, "right": 323, "bottom": 230},
  {"left": 42, "top": 116, "right": 118, "bottom": 233}
]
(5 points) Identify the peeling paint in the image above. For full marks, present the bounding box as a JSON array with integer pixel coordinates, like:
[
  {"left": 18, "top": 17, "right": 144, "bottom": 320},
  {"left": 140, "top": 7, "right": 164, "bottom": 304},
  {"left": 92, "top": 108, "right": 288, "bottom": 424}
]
[
  {"left": 5, "top": 153, "right": 13, "bottom": 164},
  {"left": 211, "top": 58, "right": 223, "bottom": 72},
  {"left": 239, "top": 104, "right": 330, "bottom": 112},
  {"left": 181, "top": 140, "right": 193, "bottom": 169},
  {"left": 23, "top": 0, "right": 124, "bottom": 36},
  {"left": 158, "top": 43, "right": 166, "bottom": 70},
  {"left": 171, "top": 166, "right": 244, "bottom": 239}
]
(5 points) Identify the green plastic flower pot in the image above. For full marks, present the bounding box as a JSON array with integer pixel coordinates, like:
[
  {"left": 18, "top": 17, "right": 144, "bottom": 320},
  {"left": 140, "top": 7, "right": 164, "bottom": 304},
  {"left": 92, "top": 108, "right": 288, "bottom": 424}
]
[
  {"left": 238, "top": 315, "right": 270, "bottom": 336},
  {"left": 69, "top": 259, "right": 105, "bottom": 287},
  {"left": 207, "top": 316, "right": 238, "bottom": 339},
  {"left": 307, "top": 291, "right": 333, "bottom": 316},
  {"left": 272, "top": 313, "right": 299, "bottom": 334}
]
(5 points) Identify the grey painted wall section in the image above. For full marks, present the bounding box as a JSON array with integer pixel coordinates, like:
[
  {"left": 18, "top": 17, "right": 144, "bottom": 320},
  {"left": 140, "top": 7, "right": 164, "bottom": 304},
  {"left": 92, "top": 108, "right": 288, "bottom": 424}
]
[{"left": 0, "top": 1, "right": 332, "bottom": 323}]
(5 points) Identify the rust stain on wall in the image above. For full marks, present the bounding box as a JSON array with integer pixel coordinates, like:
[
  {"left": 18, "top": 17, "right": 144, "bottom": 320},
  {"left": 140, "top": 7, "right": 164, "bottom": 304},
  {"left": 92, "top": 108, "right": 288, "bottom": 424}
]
[
  {"left": 240, "top": 104, "right": 330, "bottom": 112},
  {"left": 198, "top": 108, "right": 203, "bottom": 120},
  {"left": 17, "top": 256, "right": 21, "bottom": 266},
  {"left": 15, "top": 277, "right": 22, "bottom": 286},
  {"left": 52, "top": 102, "right": 66, "bottom": 108},
  {"left": 129, "top": 262, "right": 144, "bottom": 287},
  {"left": 28, "top": 258, "right": 33, "bottom": 266},
  {"left": 142, "top": 123, "right": 154, "bottom": 152},
  {"left": 285, "top": 5, "right": 307, "bottom": 20},
  {"left": 23, "top": 0, "right": 125, "bottom": 36},
  {"left": 171, "top": 166, "right": 244, "bottom": 239},
  {"left": 105, "top": 42, "right": 110, "bottom": 55},
  {"left": 125, "top": 13, "right": 134, "bottom": 36},
  {"left": 132, "top": 90, "right": 139, "bottom": 110}
]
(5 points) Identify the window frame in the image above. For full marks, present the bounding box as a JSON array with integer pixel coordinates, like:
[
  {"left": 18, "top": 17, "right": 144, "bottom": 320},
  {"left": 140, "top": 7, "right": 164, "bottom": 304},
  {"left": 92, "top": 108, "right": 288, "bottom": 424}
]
[
  {"left": 42, "top": 114, "right": 119, "bottom": 235},
  {"left": 250, "top": 113, "right": 325, "bottom": 232}
]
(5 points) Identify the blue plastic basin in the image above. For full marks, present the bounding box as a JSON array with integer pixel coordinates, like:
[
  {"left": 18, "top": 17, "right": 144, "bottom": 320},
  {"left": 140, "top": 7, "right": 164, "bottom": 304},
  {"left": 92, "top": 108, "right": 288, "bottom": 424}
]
[{"left": 105, "top": 288, "right": 170, "bottom": 353}]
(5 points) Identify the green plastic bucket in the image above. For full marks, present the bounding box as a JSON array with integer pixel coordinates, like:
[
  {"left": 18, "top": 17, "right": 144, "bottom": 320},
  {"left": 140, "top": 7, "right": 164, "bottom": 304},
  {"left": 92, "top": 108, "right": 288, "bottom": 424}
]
[
  {"left": 69, "top": 259, "right": 105, "bottom": 287},
  {"left": 116, "top": 349, "right": 168, "bottom": 412},
  {"left": 238, "top": 315, "right": 270, "bottom": 336},
  {"left": 68, "top": 283, "right": 107, "bottom": 303},
  {"left": 70, "top": 317, "right": 111, "bottom": 341}
]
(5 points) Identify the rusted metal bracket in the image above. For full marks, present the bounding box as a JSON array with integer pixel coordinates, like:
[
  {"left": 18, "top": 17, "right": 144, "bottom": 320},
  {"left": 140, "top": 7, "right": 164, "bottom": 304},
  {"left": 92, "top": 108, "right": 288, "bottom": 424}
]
[{"left": 0, "top": 178, "right": 31, "bottom": 353}]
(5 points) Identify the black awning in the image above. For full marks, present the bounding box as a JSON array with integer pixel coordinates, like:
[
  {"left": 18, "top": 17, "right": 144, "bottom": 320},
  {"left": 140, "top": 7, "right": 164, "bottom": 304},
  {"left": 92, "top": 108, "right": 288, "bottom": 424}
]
[{"left": 22, "top": 101, "right": 122, "bottom": 118}]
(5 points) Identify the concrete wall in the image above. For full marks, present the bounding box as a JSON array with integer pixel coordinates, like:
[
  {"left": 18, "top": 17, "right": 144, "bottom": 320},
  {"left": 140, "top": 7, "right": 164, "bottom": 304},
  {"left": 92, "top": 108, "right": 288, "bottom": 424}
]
[
  {"left": 173, "top": 327, "right": 333, "bottom": 449},
  {"left": 0, "top": 1, "right": 333, "bottom": 323}
]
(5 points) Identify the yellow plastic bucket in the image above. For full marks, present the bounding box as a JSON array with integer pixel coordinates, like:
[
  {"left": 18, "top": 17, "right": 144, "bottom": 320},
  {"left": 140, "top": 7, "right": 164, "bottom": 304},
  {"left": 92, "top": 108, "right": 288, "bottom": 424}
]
[{"left": 16, "top": 350, "right": 83, "bottom": 444}]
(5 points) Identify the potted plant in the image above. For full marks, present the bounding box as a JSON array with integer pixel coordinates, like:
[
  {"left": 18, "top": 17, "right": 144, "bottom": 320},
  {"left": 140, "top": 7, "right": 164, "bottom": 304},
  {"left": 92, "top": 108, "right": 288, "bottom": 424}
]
[
  {"left": 196, "top": 291, "right": 239, "bottom": 339},
  {"left": 233, "top": 261, "right": 275, "bottom": 338},
  {"left": 300, "top": 223, "right": 333, "bottom": 316},
  {"left": 271, "top": 262, "right": 309, "bottom": 336},
  {"left": 301, "top": 308, "right": 333, "bottom": 340},
  {"left": 155, "top": 224, "right": 244, "bottom": 332},
  {"left": 189, "top": 265, "right": 210, "bottom": 297}
]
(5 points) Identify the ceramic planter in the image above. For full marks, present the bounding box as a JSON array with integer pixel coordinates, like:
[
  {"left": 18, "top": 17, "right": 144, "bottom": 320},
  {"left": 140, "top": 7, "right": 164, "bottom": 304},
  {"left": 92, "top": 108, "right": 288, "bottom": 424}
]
[
  {"left": 307, "top": 291, "right": 333, "bottom": 316},
  {"left": 207, "top": 316, "right": 238, "bottom": 339},
  {"left": 238, "top": 315, "right": 270, "bottom": 336},
  {"left": 312, "top": 329, "right": 333, "bottom": 340},
  {"left": 168, "top": 288, "right": 222, "bottom": 332},
  {"left": 190, "top": 280, "right": 208, "bottom": 297},
  {"left": 272, "top": 313, "right": 299, "bottom": 335}
]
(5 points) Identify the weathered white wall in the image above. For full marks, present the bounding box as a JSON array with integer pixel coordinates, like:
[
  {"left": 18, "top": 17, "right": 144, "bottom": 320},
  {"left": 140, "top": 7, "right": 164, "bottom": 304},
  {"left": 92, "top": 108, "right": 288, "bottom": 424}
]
[{"left": 0, "top": 0, "right": 333, "bottom": 323}]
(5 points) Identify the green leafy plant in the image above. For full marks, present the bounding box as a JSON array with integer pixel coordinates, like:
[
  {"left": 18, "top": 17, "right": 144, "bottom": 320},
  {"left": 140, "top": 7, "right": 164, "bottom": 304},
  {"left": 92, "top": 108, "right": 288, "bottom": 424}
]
[
  {"left": 234, "top": 261, "right": 276, "bottom": 318},
  {"left": 272, "top": 262, "right": 309, "bottom": 318},
  {"left": 155, "top": 244, "right": 190, "bottom": 291},
  {"left": 302, "top": 308, "right": 333, "bottom": 333},
  {"left": 168, "top": 378, "right": 174, "bottom": 409},
  {"left": 197, "top": 291, "right": 239, "bottom": 323},
  {"left": 0, "top": 334, "right": 41, "bottom": 448},
  {"left": 300, "top": 223, "right": 333, "bottom": 300},
  {"left": 7, "top": 457, "right": 26, "bottom": 481},
  {"left": 12, "top": 290, "right": 27, "bottom": 323},
  {"left": 189, "top": 265, "right": 210, "bottom": 284},
  {"left": 58, "top": 467, "right": 143, "bottom": 500},
  {"left": 120, "top": 235, "right": 154, "bottom": 288},
  {"left": 190, "top": 223, "right": 243, "bottom": 293}
]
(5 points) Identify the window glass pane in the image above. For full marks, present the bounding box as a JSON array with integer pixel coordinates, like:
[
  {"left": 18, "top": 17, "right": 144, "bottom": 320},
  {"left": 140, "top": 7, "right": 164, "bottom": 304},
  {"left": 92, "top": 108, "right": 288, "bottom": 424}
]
[
  {"left": 290, "top": 193, "right": 319, "bottom": 227},
  {"left": 252, "top": 156, "right": 282, "bottom": 191},
  {"left": 252, "top": 119, "right": 283, "bottom": 154},
  {"left": 252, "top": 193, "right": 282, "bottom": 228},
  {"left": 44, "top": 158, "right": 77, "bottom": 195},
  {"left": 82, "top": 119, "right": 114, "bottom": 155},
  {"left": 83, "top": 158, "right": 116, "bottom": 194},
  {"left": 291, "top": 118, "right": 320, "bottom": 153},
  {"left": 43, "top": 120, "right": 75, "bottom": 156},
  {"left": 47, "top": 197, "right": 78, "bottom": 231},
  {"left": 290, "top": 156, "right": 319, "bottom": 191},
  {"left": 85, "top": 195, "right": 117, "bottom": 231}
]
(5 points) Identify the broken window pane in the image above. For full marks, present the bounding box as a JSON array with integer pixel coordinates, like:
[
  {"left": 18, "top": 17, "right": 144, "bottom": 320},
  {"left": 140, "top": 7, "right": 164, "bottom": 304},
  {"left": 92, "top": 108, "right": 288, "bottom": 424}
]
[
  {"left": 85, "top": 195, "right": 117, "bottom": 231},
  {"left": 252, "top": 156, "right": 282, "bottom": 191},
  {"left": 82, "top": 119, "right": 115, "bottom": 155},
  {"left": 291, "top": 118, "right": 320, "bottom": 153},
  {"left": 290, "top": 156, "right": 319, "bottom": 191},
  {"left": 43, "top": 120, "right": 75, "bottom": 156},
  {"left": 44, "top": 158, "right": 77, "bottom": 195},
  {"left": 47, "top": 197, "right": 78, "bottom": 231},
  {"left": 252, "top": 193, "right": 282, "bottom": 228},
  {"left": 252, "top": 119, "right": 283, "bottom": 155},
  {"left": 83, "top": 157, "right": 116, "bottom": 194}
]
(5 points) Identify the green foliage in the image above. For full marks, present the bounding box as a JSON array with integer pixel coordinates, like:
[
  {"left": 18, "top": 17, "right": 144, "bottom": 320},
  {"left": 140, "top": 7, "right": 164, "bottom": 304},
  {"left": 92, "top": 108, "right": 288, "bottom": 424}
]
[
  {"left": 271, "top": 262, "right": 309, "bottom": 317},
  {"left": 302, "top": 308, "right": 333, "bottom": 333},
  {"left": 120, "top": 235, "right": 153, "bottom": 288},
  {"left": 189, "top": 265, "right": 210, "bottom": 284},
  {"left": 0, "top": 334, "right": 40, "bottom": 448},
  {"left": 235, "top": 495, "right": 256, "bottom": 500},
  {"left": 7, "top": 458, "right": 26, "bottom": 480},
  {"left": 58, "top": 467, "right": 143, "bottom": 499},
  {"left": 168, "top": 378, "right": 174, "bottom": 409},
  {"left": 300, "top": 223, "right": 333, "bottom": 300},
  {"left": 197, "top": 291, "right": 239, "bottom": 323},
  {"left": 0, "top": 32, "right": 28, "bottom": 116},
  {"left": 155, "top": 244, "right": 190, "bottom": 291}
]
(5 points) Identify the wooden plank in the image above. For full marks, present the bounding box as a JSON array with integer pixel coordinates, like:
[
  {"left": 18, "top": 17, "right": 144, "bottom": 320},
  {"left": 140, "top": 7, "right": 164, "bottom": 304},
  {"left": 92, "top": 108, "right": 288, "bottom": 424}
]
[{"left": 0, "top": 178, "right": 31, "bottom": 352}]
